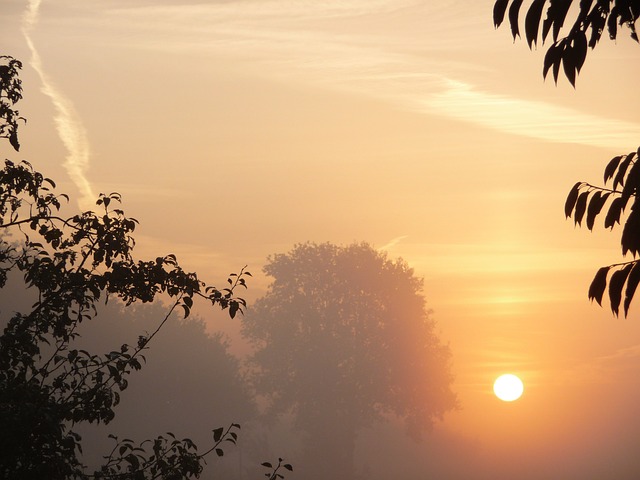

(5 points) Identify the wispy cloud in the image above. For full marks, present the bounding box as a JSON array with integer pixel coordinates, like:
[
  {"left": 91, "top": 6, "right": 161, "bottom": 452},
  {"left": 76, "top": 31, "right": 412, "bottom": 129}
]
[
  {"left": 22, "top": 0, "right": 95, "bottom": 209},
  {"left": 424, "top": 79, "right": 639, "bottom": 150},
  {"left": 379, "top": 235, "right": 408, "bottom": 251},
  {"left": 79, "top": 0, "right": 640, "bottom": 151}
]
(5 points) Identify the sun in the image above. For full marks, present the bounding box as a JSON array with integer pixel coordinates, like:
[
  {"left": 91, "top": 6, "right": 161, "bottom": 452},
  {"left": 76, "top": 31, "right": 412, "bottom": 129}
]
[{"left": 493, "top": 374, "right": 524, "bottom": 402}]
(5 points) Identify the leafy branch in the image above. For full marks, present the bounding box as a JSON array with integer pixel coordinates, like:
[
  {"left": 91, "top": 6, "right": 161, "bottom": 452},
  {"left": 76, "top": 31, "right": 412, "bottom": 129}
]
[{"left": 565, "top": 147, "right": 640, "bottom": 315}]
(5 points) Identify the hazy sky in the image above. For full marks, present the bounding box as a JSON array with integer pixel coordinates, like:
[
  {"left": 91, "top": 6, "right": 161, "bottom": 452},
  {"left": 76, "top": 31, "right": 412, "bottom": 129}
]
[{"left": 3, "top": 0, "right": 640, "bottom": 478}]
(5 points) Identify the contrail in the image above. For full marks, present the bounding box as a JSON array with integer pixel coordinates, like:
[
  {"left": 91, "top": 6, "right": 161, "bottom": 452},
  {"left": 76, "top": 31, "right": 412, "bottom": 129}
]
[
  {"left": 378, "top": 235, "right": 408, "bottom": 252},
  {"left": 22, "top": 0, "right": 96, "bottom": 210}
]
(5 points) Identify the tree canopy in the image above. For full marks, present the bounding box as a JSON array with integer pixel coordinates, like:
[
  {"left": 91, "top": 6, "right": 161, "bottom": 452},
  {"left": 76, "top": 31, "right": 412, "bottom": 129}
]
[
  {"left": 0, "top": 55, "right": 298, "bottom": 479},
  {"left": 241, "top": 242, "right": 457, "bottom": 480},
  {"left": 493, "top": 0, "right": 640, "bottom": 85}
]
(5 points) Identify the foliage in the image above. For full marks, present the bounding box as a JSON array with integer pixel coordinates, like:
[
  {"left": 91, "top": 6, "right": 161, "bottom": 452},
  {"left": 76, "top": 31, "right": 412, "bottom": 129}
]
[
  {"left": 493, "top": 0, "right": 640, "bottom": 85},
  {"left": 0, "top": 55, "right": 24, "bottom": 151},
  {"left": 0, "top": 55, "right": 254, "bottom": 479},
  {"left": 261, "top": 458, "right": 294, "bottom": 480},
  {"left": 565, "top": 147, "right": 640, "bottom": 316},
  {"left": 242, "top": 242, "right": 457, "bottom": 479}
]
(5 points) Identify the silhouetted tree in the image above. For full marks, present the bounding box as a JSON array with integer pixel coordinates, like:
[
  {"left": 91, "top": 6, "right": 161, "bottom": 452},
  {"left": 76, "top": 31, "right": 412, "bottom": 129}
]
[
  {"left": 242, "top": 242, "right": 457, "bottom": 480},
  {"left": 565, "top": 148, "right": 640, "bottom": 316},
  {"left": 0, "top": 56, "right": 257, "bottom": 479},
  {"left": 493, "top": 0, "right": 639, "bottom": 86},
  {"left": 493, "top": 3, "right": 640, "bottom": 316}
]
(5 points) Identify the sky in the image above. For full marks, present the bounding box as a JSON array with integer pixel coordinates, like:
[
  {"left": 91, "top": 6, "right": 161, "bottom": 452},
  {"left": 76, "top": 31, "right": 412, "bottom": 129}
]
[{"left": 3, "top": 0, "right": 640, "bottom": 478}]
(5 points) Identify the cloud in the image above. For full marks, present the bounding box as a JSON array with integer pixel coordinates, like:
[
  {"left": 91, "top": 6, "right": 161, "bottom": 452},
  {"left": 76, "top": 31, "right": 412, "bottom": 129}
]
[
  {"left": 76, "top": 0, "right": 640, "bottom": 151},
  {"left": 378, "top": 235, "right": 408, "bottom": 251},
  {"left": 424, "top": 79, "right": 639, "bottom": 150},
  {"left": 22, "top": 0, "right": 96, "bottom": 209}
]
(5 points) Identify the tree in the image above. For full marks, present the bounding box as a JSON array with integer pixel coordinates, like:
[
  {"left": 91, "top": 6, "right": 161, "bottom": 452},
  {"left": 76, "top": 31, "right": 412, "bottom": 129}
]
[
  {"left": 0, "top": 55, "right": 262, "bottom": 479},
  {"left": 241, "top": 242, "right": 457, "bottom": 480},
  {"left": 493, "top": 0, "right": 640, "bottom": 85},
  {"left": 564, "top": 148, "right": 640, "bottom": 316},
  {"left": 493, "top": 3, "right": 640, "bottom": 316}
]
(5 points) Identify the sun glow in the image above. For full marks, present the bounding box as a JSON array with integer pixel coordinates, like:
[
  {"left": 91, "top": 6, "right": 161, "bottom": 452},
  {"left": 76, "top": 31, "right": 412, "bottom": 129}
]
[{"left": 493, "top": 374, "right": 524, "bottom": 402}]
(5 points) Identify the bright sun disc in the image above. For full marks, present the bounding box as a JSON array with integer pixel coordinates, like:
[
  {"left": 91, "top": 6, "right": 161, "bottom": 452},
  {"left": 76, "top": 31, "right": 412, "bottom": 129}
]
[{"left": 493, "top": 374, "right": 524, "bottom": 402}]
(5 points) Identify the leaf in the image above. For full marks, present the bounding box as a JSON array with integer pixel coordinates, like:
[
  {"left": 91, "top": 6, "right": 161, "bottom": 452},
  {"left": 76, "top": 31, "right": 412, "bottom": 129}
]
[
  {"left": 604, "top": 196, "right": 624, "bottom": 229},
  {"left": 543, "top": 42, "right": 562, "bottom": 79},
  {"left": 541, "top": 3, "right": 554, "bottom": 41},
  {"left": 508, "top": 0, "right": 524, "bottom": 38},
  {"left": 604, "top": 155, "right": 623, "bottom": 183},
  {"left": 609, "top": 264, "right": 633, "bottom": 316},
  {"left": 493, "top": 0, "right": 510, "bottom": 27},
  {"left": 212, "top": 427, "right": 224, "bottom": 442},
  {"left": 550, "top": 0, "right": 572, "bottom": 42},
  {"left": 564, "top": 181, "right": 582, "bottom": 218},
  {"left": 551, "top": 39, "right": 563, "bottom": 82},
  {"left": 215, "top": 448, "right": 224, "bottom": 457},
  {"left": 562, "top": 47, "right": 576, "bottom": 87},
  {"left": 621, "top": 155, "right": 640, "bottom": 202},
  {"left": 586, "top": 191, "right": 609, "bottom": 230},
  {"left": 9, "top": 130, "right": 20, "bottom": 151},
  {"left": 623, "top": 261, "right": 640, "bottom": 316},
  {"left": 229, "top": 302, "right": 239, "bottom": 319},
  {"left": 588, "top": 266, "right": 610, "bottom": 306},
  {"left": 284, "top": 464, "right": 293, "bottom": 471},
  {"left": 572, "top": 31, "right": 588, "bottom": 72},
  {"left": 261, "top": 462, "right": 273, "bottom": 468},
  {"left": 621, "top": 203, "right": 640, "bottom": 256},
  {"left": 607, "top": 5, "right": 619, "bottom": 39},
  {"left": 574, "top": 190, "right": 589, "bottom": 226},
  {"left": 613, "top": 153, "right": 633, "bottom": 190},
  {"left": 525, "top": 0, "right": 545, "bottom": 47}
]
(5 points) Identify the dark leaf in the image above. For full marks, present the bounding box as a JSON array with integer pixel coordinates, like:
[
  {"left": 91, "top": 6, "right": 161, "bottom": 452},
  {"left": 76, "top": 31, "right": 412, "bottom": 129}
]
[
  {"left": 564, "top": 181, "right": 582, "bottom": 218},
  {"left": 543, "top": 43, "right": 562, "bottom": 79},
  {"left": 550, "top": 0, "right": 572, "bottom": 42},
  {"left": 588, "top": 266, "right": 610, "bottom": 306},
  {"left": 586, "top": 191, "right": 609, "bottom": 230},
  {"left": 574, "top": 190, "right": 589, "bottom": 226},
  {"left": 552, "top": 41, "right": 562, "bottom": 82},
  {"left": 607, "top": 5, "right": 619, "bottom": 39},
  {"left": 215, "top": 448, "right": 224, "bottom": 457},
  {"left": 261, "top": 462, "right": 273, "bottom": 468},
  {"left": 613, "top": 153, "right": 633, "bottom": 190},
  {"left": 621, "top": 203, "right": 640, "bottom": 256},
  {"left": 604, "top": 155, "right": 623, "bottom": 183},
  {"left": 573, "top": 30, "right": 588, "bottom": 72},
  {"left": 562, "top": 47, "right": 576, "bottom": 87},
  {"left": 9, "top": 130, "right": 20, "bottom": 151},
  {"left": 604, "top": 196, "right": 624, "bottom": 229},
  {"left": 623, "top": 261, "right": 640, "bottom": 316},
  {"left": 508, "top": 0, "right": 524, "bottom": 38},
  {"left": 493, "top": 0, "right": 510, "bottom": 27},
  {"left": 609, "top": 264, "right": 633, "bottom": 316},
  {"left": 525, "top": 0, "right": 545, "bottom": 47},
  {"left": 621, "top": 154, "right": 640, "bottom": 202},
  {"left": 212, "top": 427, "right": 224, "bottom": 442},
  {"left": 284, "top": 464, "right": 293, "bottom": 471}
]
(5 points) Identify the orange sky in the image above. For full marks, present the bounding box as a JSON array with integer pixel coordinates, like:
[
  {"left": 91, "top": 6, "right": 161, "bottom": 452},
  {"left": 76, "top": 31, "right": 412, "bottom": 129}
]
[{"left": 4, "top": 1, "right": 640, "bottom": 477}]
